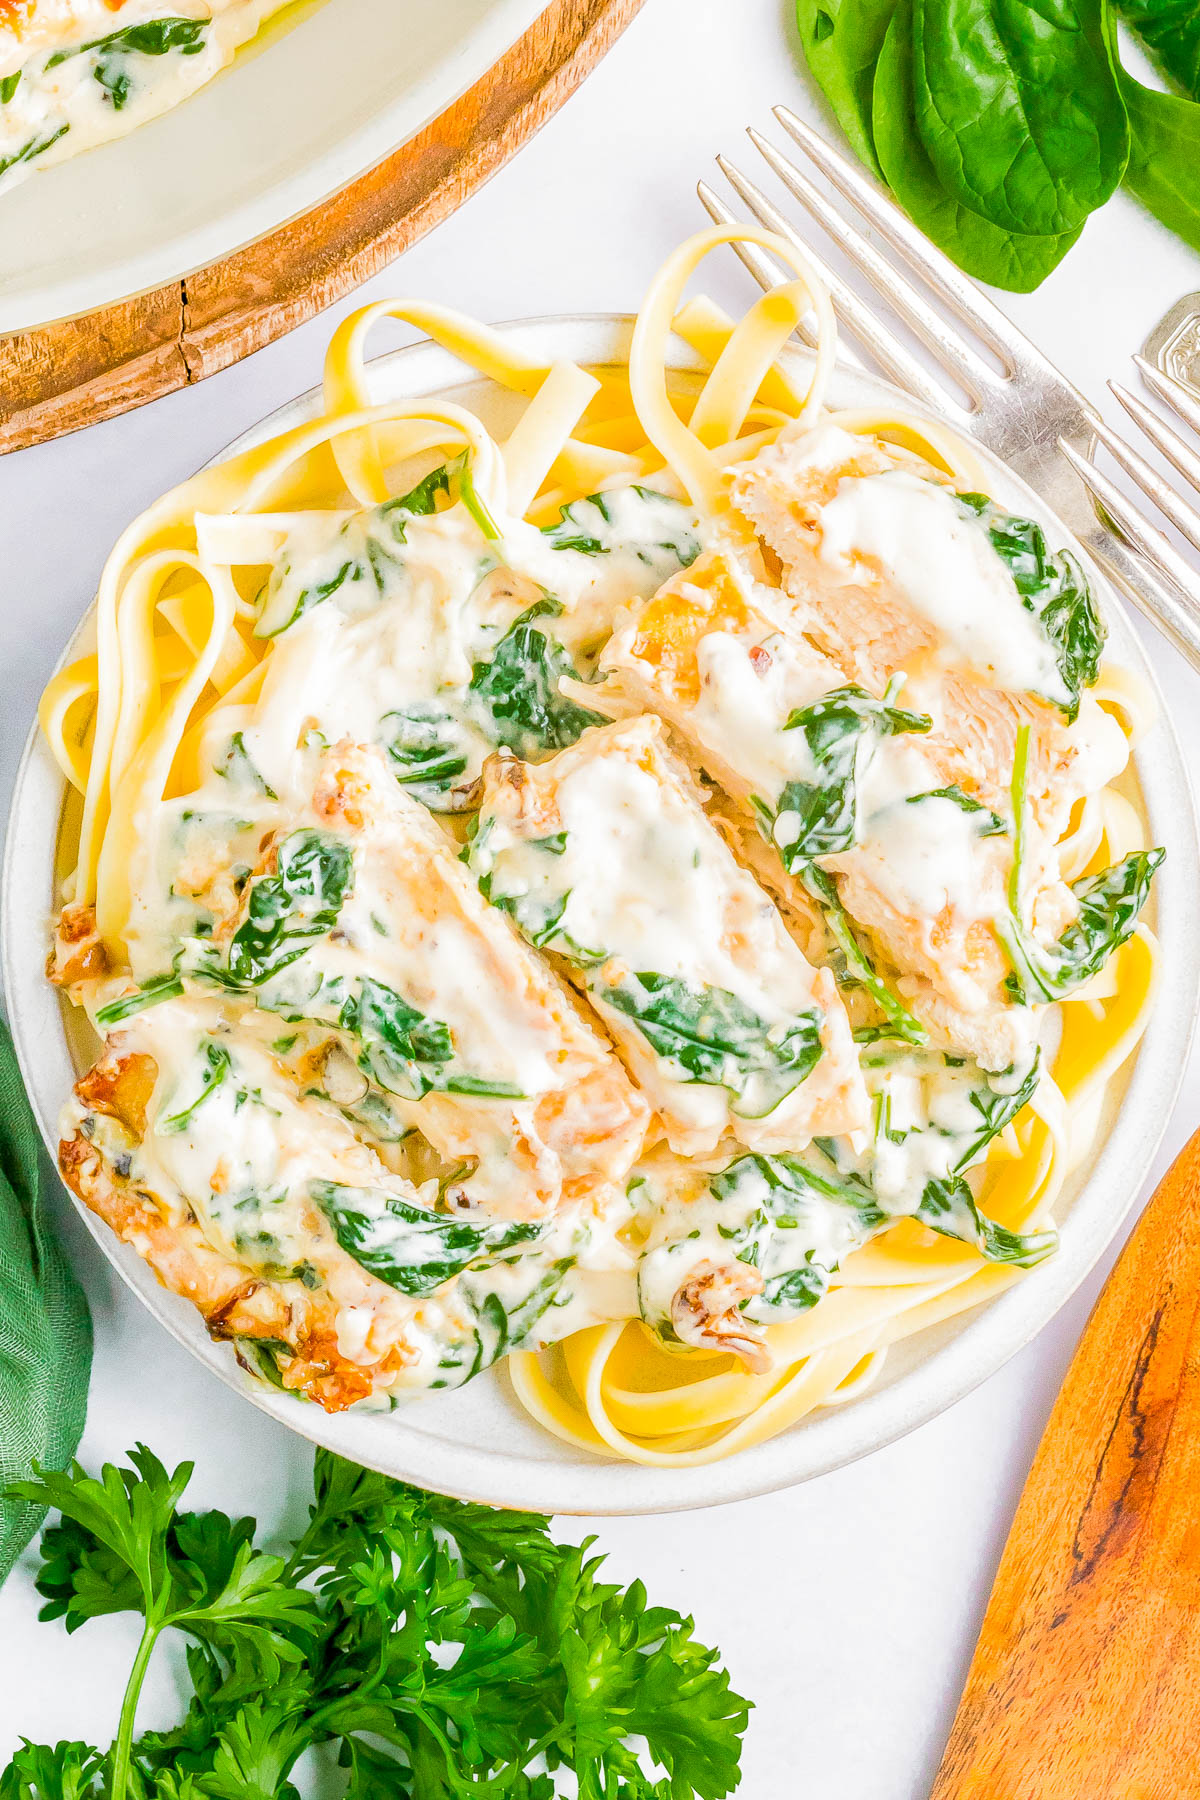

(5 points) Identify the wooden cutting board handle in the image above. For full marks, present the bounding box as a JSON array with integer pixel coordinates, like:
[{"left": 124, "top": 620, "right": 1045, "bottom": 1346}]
[{"left": 931, "top": 1127, "right": 1200, "bottom": 1800}]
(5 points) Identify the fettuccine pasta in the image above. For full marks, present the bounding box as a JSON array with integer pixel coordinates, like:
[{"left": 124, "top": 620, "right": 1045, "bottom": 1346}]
[{"left": 41, "top": 227, "right": 1161, "bottom": 1464}]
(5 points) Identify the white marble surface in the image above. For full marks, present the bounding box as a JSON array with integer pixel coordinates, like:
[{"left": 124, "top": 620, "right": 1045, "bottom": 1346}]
[{"left": 2, "top": 0, "right": 1199, "bottom": 1790}]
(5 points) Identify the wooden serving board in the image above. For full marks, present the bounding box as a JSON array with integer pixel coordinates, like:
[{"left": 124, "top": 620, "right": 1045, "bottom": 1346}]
[
  {"left": 0, "top": 0, "right": 643, "bottom": 455},
  {"left": 931, "top": 1125, "right": 1200, "bottom": 1799}
]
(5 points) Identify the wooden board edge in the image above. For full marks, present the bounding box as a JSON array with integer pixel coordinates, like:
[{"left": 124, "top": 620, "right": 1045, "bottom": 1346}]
[{"left": 0, "top": 0, "right": 644, "bottom": 454}]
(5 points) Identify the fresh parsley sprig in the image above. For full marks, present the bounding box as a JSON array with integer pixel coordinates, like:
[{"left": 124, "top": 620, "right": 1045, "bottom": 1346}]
[{"left": 2, "top": 1446, "right": 749, "bottom": 1800}]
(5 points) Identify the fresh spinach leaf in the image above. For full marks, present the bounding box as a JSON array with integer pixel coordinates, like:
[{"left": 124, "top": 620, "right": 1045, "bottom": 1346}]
[
  {"left": 1115, "top": 0, "right": 1200, "bottom": 97},
  {"left": 872, "top": 0, "right": 1080, "bottom": 291},
  {"left": 310, "top": 1182, "right": 543, "bottom": 1296},
  {"left": 1117, "top": 66, "right": 1200, "bottom": 254},
  {"left": 224, "top": 831, "right": 353, "bottom": 986},
  {"left": 605, "top": 970, "right": 825, "bottom": 1116},
  {"left": 911, "top": 0, "right": 1128, "bottom": 237},
  {"left": 468, "top": 598, "right": 608, "bottom": 758},
  {"left": 916, "top": 1174, "right": 1056, "bottom": 1265},
  {"left": 766, "top": 684, "right": 931, "bottom": 865},
  {"left": 956, "top": 492, "right": 1104, "bottom": 719},
  {"left": 156, "top": 1043, "right": 231, "bottom": 1136},
  {"left": 794, "top": 0, "right": 897, "bottom": 178}
]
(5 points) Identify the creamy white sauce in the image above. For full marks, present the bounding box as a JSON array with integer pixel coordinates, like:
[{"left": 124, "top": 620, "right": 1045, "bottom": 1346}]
[
  {"left": 817, "top": 470, "right": 1071, "bottom": 706},
  {"left": 852, "top": 740, "right": 1004, "bottom": 926},
  {"left": 0, "top": 0, "right": 290, "bottom": 193},
  {"left": 63, "top": 435, "right": 1137, "bottom": 1406}
]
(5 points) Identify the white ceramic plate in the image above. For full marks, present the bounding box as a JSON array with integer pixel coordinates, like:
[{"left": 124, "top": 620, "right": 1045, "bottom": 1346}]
[
  {"left": 5, "top": 317, "right": 1198, "bottom": 1513},
  {"left": 0, "top": 0, "right": 547, "bottom": 334}
]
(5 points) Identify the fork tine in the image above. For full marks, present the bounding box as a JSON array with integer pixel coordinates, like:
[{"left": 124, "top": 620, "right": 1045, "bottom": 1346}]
[
  {"left": 1081, "top": 402, "right": 1200, "bottom": 557},
  {"left": 748, "top": 128, "right": 1001, "bottom": 402},
  {"left": 1134, "top": 354, "right": 1200, "bottom": 441},
  {"left": 1109, "top": 381, "right": 1200, "bottom": 537},
  {"left": 772, "top": 106, "right": 1034, "bottom": 373},
  {"left": 696, "top": 181, "right": 816, "bottom": 345},
  {"left": 698, "top": 181, "right": 872, "bottom": 368},
  {"left": 1058, "top": 436, "right": 1200, "bottom": 616},
  {"left": 715, "top": 156, "right": 966, "bottom": 415}
]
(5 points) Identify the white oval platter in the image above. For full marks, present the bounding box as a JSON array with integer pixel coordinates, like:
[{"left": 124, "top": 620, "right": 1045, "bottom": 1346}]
[
  {"left": 0, "top": 0, "right": 547, "bottom": 335},
  {"left": 4, "top": 316, "right": 1197, "bottom": 1513}
]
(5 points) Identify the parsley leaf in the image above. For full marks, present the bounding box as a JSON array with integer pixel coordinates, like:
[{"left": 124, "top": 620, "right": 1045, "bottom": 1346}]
[{"left": 4, "top": 1446, "right": 749, "bottom": 1800}]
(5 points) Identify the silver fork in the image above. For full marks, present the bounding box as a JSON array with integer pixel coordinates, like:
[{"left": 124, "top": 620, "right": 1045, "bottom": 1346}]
[{"left": 699, "top": 108, "right": 1200, "bottom": 677}]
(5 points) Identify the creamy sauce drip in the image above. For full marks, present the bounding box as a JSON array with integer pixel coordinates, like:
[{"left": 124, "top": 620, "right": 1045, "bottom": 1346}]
[{"left": 0, "top": 1, "right": 289, "bottom": 192}]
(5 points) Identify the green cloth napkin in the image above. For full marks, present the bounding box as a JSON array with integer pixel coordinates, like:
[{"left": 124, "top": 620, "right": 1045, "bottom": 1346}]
[{"left": 0, "top": 1015, "right": 91, "bottom": 1581}]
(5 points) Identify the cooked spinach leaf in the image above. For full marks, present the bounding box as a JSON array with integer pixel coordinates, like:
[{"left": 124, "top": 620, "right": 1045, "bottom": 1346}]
[
  {"left": 916, "top": 1174, "right": 1056, "bottom": 1266},
  {"left": 379, "top": 461, "right": 452, "bottom": 526},
  {"left": 48, "top": 17, "right": 208, "bottom": 66},
  {"left": 906, "top": 784, "right": 1006, "bottom": 835},
  {"left": 540, "top": 485, "right": 701, "bottom": 569},
  {"left": 604, "top": 971, "right": 825, "bottom": 1117},
  {"left": 94, "top": 971, "right": 184, "bottom": 1029},
  {"left": 1002, "top": 849, "right": 1164, "bottom": 1004},
  {"left": 311, "top": 1181, "right": 542, "bottom": 1296},
  {"left": 763, "top": 684, "right": 931, "bottom": 865},
  {"left": 455, "top": 454, "right": 502, "bottom": 541},
  {"left": 951, "top": 1053, "right": 1041, "bottom": 1172},
  {"left": 911, "top": 0, "right": 1128, "bottom": 237},
  {"left": 156, "top": 1043, "right": 231, "bottom": 1135},
  {"left": 47, "top": 17, "right": 207, "bottom": 112},
  {"left": 337, "top": 977, "right": 455, "bottom": 1101},
  {"left": 224, "top": 830, "right": 353, "bottom": 986},
  {"left": 468, "top": 598, "right": 608, "bottom": 758},
  {"left": 434, "top": 1258, "right": 576, "bottom": 1385},
  {"left": 708, "top": 1151, "right": 888, "bottom": 1320},
  {"left": 475, "top": 848, "right": 607, "bottom": 965},
  {"left": 1000, "top": 723, "right": 1163, "bottom": 1003},
  {"left": 380, "top": 705, "right": 471, "bottom": 808},
  {"left": 214, "top": 730, "right": 277, "bottom": 798},
  {"left": 956, "top": 492, "right": 1104, "bottom": 719},
  {"left": 0, "top": 123, "right": 68, "bottom": 180},
  {"left": 798, "top": 864, "right": 928, "bottom": 1044},
  {"left": 0, "top": 72, "right": 20, "bottom": 103}
]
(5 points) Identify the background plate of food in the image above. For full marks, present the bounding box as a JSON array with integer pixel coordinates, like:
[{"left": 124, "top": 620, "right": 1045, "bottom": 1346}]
[
  {"left": 0, "top": 0, "right": 549, "bottom": 333},
  {"left": 5, "top": 234, "right": 1197, "bottom": 1512}
]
